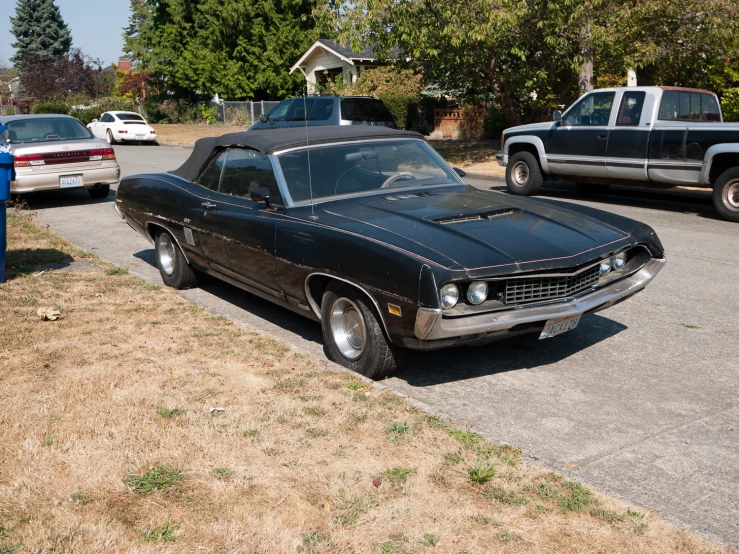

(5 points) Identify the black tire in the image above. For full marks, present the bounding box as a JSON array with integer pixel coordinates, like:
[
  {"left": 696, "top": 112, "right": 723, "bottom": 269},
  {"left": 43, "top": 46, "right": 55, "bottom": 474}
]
[
  {"left": 106, "top": 129, "right": 117, "bottom": 145},
  {"left": 88, "top": 185, "right": 110, "bottom": 199},
  {"left": 576, "top": 182, "right": 609, "bottom": 194},
  {"left": 320, "top": 283, "right": 403, "bottom": 379},
  {"left": 712, "top": 167, "right": 739, "bottom": 223},
  {"left": 154, "top": 230, "right": 198, "bottom": 289},
  {"left": 506, "top": 151, "right": 543, "bottom": 196}
]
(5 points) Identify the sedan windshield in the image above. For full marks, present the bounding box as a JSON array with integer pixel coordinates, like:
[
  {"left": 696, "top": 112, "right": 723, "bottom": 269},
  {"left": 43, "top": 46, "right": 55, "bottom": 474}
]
[
  {"left": 5, "top": 117, "right": 93, "bottom": 144},
  {"left": 277, "top": 139, "right": 461, "bottom": 203}
]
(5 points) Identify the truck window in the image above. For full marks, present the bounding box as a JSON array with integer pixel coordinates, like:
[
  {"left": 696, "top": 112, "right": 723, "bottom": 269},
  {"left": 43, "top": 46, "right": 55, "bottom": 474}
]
[
  {"left": 564, "top": 92, "right": 615, "bottom": 126},
  {"left": 658, "top": 91, "right": 721, "bottom": 122},
  {"left": 616, "top": 91, "right": 646, "bottom": 126}
]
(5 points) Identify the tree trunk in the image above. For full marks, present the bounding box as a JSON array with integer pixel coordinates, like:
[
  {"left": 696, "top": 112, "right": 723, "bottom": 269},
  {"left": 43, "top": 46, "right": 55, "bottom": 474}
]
[{"left": 579, "top": 19, "right": 594, "bottom": 95}]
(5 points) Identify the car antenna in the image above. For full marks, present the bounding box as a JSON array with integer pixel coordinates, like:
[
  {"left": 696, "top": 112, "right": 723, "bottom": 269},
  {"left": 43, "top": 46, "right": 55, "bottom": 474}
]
[{"left": 303, "top": 91, "right": 318, "bottom": 221}]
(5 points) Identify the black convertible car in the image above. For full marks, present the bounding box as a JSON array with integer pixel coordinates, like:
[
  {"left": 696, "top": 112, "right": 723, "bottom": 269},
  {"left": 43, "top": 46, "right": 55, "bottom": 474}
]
[{"left": 115, "top": 126, "right": 666, "bottom": 378}]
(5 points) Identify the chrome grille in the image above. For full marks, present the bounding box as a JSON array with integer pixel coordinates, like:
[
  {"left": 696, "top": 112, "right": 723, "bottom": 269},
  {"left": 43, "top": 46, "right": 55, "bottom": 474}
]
[{"left": 504, "top": 264, "right": 600, "bottom": 304}]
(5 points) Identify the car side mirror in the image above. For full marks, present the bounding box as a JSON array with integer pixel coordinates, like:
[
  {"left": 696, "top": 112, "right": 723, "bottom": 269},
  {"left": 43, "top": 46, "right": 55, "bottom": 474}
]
[
  {"left": 258, "top": 114, "right": 267, "bottom": 123},
  {"left": 91, "top": 118, "right": 98, "bottom": 123},
  {"left": 553, "top": 110, "right": 562, "bottom": 125},
  {"left": 250, "top": 186, "right": 271, "bottom": 206},
  {"left": 453, "top": 167, "right": 467, "bottom": 178}
]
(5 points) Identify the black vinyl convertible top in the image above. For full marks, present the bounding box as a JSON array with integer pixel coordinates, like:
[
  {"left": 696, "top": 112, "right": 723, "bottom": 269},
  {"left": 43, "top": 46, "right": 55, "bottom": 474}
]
[{"left": 171, "top": 126, "right": 423, "bottom": 182}]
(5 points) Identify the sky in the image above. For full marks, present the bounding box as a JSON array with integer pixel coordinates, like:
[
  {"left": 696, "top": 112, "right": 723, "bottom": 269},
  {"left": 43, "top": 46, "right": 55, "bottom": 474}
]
[{"left": 1, "top": 0, "right": 133, "bottom": 66}]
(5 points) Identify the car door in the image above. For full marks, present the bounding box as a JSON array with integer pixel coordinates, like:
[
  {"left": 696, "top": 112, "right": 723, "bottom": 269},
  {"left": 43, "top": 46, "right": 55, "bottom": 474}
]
[
  {"left": 193, "top": 147, "right": 285, "bottom": 297},
  {"left": 606, "top": 90, "right": 650, "bottom": 181},
  {"left": 545, "top": 90, "right": 616, "bottom": 178},
  {"left": 89, "top": 113, "right": 107, "bottom": 139}
]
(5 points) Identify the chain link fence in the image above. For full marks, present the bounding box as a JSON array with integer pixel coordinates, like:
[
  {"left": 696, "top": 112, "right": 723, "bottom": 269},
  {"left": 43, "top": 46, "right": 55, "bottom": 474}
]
[{"left": 222, "top": 101, "right": 280, "bottom": 127}]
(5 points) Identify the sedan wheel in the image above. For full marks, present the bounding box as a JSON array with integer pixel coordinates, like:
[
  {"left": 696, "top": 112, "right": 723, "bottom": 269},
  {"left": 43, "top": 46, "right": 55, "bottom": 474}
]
[
  {"left": 713, "top": 168, "right": 739, "bottom": 223},
  {"left": 321, "top": 283, "right": 403, "bottom": 379},
  {"left": 154, "top": 230, "right": 198, "bottom": 289}
]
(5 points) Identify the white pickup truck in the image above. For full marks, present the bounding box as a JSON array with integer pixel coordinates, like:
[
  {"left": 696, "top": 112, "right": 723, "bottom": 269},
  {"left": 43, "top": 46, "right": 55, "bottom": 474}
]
[{"left": 496, "top": 86, "right": 739, "bottom": 222}]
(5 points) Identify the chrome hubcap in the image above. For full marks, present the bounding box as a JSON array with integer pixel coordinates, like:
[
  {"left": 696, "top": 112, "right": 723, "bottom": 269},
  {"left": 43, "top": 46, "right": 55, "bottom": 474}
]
[
  {"left": 723, "top": 180, "right": 739, "bottom": 212},
  {"left": 511, "top": 161, "right": 529, "bottom": 187},
  {"left": 330, "top": 297, "right": 366, "bottom": 360},
  {"left": 157, "top": 233, "right": 176, "bottom": 276}
]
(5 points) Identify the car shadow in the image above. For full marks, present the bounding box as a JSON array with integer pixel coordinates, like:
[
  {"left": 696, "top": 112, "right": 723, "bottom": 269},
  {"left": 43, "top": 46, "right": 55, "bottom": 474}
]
[
  {"left": 489, "top": 181, "right": 721, "bottom": 221},
  {"left": 15, "top": 188, "right": 116, "bottom": 210},
  {"left": 394, "top": 314, "right": 627, "bottom": 386}
]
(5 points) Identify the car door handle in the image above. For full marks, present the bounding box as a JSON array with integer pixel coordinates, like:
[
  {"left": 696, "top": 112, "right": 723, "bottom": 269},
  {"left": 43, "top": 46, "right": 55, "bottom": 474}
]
[
  {"left": 598, "top": 133, "right": 608, "bottom": 138},
  {"left": 201, "top": 202, "right": 217, "bottom": 210}
]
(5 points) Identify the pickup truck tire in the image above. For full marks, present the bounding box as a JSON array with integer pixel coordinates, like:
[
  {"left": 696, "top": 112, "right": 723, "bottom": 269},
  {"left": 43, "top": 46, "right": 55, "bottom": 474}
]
[
  {"left": 713, "top": 167, "right": 739, "bottom": 222},
  {"left": 506, "top": 152, "right": 543, "bottom": 196},
  {"left": 576, "top": 182, "right": 609, "bottom": 194}
]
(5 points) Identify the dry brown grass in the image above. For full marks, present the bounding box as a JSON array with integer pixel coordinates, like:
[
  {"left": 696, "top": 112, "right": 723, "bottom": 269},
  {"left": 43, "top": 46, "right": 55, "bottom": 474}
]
[
  {"left": 154, "top": 124, "right": 246, "bottom": 147},
  {"left": 0, "top": 212, "right": 734, "bottom": 553}
]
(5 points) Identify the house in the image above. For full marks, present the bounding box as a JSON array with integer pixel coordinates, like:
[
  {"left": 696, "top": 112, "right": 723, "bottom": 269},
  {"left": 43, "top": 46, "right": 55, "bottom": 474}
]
[{"left": 290, "top": 39, "right": 398, "bottom": 94}]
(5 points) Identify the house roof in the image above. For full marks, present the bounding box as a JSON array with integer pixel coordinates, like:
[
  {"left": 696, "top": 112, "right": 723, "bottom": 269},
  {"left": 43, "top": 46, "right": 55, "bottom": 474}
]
[{"left": 290, "top": 39, "right": 400, "bottom": 74}]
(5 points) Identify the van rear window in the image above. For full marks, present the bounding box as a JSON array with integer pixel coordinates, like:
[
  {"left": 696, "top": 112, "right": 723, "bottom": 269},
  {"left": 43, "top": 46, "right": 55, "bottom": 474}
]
[
  {"left": 340, "top": 99, "right": 394, "bottom": 123},
  {"left": 658, "top": 91, "right": 721, "bottom": 122}
]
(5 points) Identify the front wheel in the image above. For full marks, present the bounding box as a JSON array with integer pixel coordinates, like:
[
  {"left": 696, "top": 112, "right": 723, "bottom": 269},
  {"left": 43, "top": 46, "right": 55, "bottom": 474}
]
[
  {"left": 154, "top": 230, "right": 198, "bottom": 289},
  {"left": 713, "top": 167, "right": 739, "bottom": 223},
  {"left": 321, "top": 284, "right": 403, "bottom": 379},
  {"left": 506, "top": 151, "right": 543, "bottom": 196}
]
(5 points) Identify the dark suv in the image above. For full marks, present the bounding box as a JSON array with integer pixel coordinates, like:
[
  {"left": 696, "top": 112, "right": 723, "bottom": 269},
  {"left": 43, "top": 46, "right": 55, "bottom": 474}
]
[{"left": 248, "top": 96, "right": 397, "bottom": 130}]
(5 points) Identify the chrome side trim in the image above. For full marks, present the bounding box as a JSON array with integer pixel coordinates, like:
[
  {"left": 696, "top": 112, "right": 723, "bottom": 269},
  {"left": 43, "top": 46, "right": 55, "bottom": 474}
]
[
  {"left": 143, "top": 221, "right": 191, "bottom": 264},
  {"left": 304, "top": 272, "right": 391, "bottom": 338},
  {"left": 415, "top": 258, "right": 665, "bottom": 341}
]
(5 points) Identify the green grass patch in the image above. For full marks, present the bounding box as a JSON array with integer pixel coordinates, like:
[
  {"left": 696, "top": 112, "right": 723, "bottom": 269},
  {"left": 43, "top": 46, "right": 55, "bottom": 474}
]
[
  {"left": 123, "top": 466, "right": 182, "bottom": 495},
  {"left": 422, "top": 533, "right": 439, "bottom": 546},
  {"left": 458, "top": 462, "right": 496, "bottom": 485},
  {"left": 382, "top": 466, "right": 416, "bottom": 487},
  {"left": 157, "top": 408, "right": 187, "bottom": 418},
  {"left": 345, "top": 380, "right": 365, "bottom": 390},
  {"left": 483, "top": 485, "right": 528, "bottom": 505},
  {"left": 448, "top": 429, "right": 482, "bottom": 447},
  {"left": 105, "top": 267, "right": 129, "bottom": 276},
  {"left": 140, "top": 521, "right": 179, "bottom": 542},
  {"left": 385, "top": 420, "right": 411, "bottom": 443},
  {"left": 213, "top": 468, "right": 232, "bottom": 480}
]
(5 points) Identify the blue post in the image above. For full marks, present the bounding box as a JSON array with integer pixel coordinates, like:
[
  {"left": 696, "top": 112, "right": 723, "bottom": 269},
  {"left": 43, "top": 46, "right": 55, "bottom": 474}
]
[{"left": 0, "top": 151, "right": 12, "bottom": 283}]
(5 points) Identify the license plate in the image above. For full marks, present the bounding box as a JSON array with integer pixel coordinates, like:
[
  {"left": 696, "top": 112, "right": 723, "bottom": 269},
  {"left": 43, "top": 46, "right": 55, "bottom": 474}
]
[
  {"left": 60, "top": 174, "right": 82, "bottom": 187},
  {"left": 135, "top": 134, "right": 146, "bottom": 140},
  {"left": 540, "top": 314, "right": 581, "bottom": 339}
]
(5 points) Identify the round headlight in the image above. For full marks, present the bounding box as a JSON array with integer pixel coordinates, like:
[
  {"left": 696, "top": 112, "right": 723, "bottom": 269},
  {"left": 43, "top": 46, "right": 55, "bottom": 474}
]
[
  {"left": 440, "top": 283, "right": 459, "bottom": 310},
  {"left": 599, "top": 261, "right": 612, "bottom": 277},
  {"left": 466, "top": 281, "right": 488, "bottom": 305},
  {"left": 612, "top": 252, "right": 627, "bottom": 270}
]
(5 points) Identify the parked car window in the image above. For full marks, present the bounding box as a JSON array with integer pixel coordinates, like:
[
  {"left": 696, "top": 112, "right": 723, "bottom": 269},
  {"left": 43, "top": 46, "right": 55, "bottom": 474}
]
[
  {"left": 101, "top": 113, "right": 114, "bottom": 123},
  {"left": 218, "top": 148, "right": 283, "bottom": 205},
  {"left": 308, "top": 98, "right": 334, "bottom": 121},
  {"left": 564, "top": 92, "right": 615, "bottom": 126},
  {"left": 5, "top": 117, "right": 93, "bottom": 144},
  {"left": 658, "top": 91, "right": 721, "bottom": 122},
  {"left": 116, "top": 113, "right": 145, "bottom": 122},
  {"left": 340, "top": 98, "right": 394, "bottom": 123},
  {"left": 266, "top": 100, "right": 292, "bottom": 123},
  {"left": 616, "top": 91, "right": 645, "bottom": 126},
  {"left": 196, "top": 150, "right": 228, "bottom": 191},
  {"left": 278, "top": 139, "right": 459, "bottom": 203}
]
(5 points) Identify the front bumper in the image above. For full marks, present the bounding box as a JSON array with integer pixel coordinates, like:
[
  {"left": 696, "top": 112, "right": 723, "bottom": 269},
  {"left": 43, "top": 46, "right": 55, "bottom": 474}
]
[
  {"left": 414, "top": 257, "right": 665, "bottom": 342},
  {"left": 11, "top": 163, "right": 121, "bottom": 193},
  {"left": 496, "top": 152, "right": 507, "bottom": 167}
]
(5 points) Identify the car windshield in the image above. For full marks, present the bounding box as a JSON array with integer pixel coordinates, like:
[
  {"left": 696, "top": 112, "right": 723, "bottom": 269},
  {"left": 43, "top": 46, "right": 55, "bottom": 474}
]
[
  {"left": 117, "top": 113, "right": 146, "bottom": 122},
  {"left": 5, "top": 117, "right": 93, "bottom": 144},
  {"left": 277, "top": 139, "right": 461, "bottom": 203}
]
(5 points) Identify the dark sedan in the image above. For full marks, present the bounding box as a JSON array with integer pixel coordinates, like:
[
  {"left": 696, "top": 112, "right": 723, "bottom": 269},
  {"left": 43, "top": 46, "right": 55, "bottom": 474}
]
[{"left": 115, "top": 126, "right": 666, "bottom": 378}]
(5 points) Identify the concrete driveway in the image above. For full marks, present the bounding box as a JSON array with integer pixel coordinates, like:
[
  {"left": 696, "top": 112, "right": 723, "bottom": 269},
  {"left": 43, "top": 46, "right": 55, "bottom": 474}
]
[{"left": 26, "top": 143, "right": 739, "bottom": 548}]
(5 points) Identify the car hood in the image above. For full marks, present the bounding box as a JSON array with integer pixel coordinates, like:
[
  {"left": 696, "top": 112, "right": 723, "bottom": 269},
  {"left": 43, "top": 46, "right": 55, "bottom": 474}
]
[
  {"left": 504, "top": 121, "right": 555, "bottom": 135},
  {"left": 314, "top": 186, "right": 635, "bottom": 275}
]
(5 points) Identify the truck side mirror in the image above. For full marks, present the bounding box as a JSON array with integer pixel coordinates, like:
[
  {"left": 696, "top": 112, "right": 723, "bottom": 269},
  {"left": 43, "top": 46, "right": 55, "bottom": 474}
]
[{"left": 553, "top": 110, "right": 562, "bottom": 124}]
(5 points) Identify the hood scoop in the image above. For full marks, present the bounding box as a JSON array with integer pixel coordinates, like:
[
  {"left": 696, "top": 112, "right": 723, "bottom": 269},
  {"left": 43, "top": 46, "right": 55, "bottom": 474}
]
[
  {"left": 434, "top": 208, "right": 520, "bottom": 225},
  {"left": 383, "top": 191, "right": 437, "bottom": 202}
]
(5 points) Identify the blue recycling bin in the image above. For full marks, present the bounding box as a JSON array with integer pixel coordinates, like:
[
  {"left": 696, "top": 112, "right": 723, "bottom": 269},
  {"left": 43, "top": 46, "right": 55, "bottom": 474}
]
[{"left": 0, "top": 151, "right": 13, "bottom": 283}]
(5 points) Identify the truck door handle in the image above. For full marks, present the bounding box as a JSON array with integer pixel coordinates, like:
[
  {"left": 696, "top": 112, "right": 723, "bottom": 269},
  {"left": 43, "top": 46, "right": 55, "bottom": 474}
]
[
  {"left": 201, "top": 202, "right": 217, "bottom": 210},
  {"left": 598, "top": 133, "right": 608, "bottom": 138}
]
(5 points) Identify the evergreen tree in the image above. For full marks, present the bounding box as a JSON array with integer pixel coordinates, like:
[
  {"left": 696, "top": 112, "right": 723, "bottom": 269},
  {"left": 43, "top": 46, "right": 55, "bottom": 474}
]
[{"left": 10, "top": 0, "right": 72, "bottom": 68}]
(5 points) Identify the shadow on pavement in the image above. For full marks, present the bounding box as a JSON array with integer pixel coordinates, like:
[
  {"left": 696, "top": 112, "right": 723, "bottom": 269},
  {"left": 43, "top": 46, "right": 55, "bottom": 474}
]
[
  {"left": 16, "top": 188, "right": 116, "bottom": 210},
  {"left": 394, "top": 313, "right": 627, "bottom": 386}
]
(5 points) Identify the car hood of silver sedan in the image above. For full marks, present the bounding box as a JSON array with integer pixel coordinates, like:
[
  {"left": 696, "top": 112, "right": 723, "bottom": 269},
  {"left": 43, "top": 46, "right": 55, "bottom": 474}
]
[{"left": 311, "top": 186, "right": 637, "bottom": 275}]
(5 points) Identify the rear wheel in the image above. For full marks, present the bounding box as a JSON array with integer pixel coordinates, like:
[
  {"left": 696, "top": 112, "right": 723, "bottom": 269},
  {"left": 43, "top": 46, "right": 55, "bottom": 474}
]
[
  {"left": 106, "top": 129, "right": 117, "bottom": 145},
  {"left": 88, "top": 185, "right": 110, "bottom": 199},
  {"left": 576, "top": 182, "right": 609, "bottom": 194},
  {"left": 713, "top": 167, "right": 739, "bottom": 223},
  {"left": 506, "top": 151, "right": 543, "bottom": 196},
  {"left": 154, "top": 230, "right": 198, "bottom": 289},
  {"left": 320, "top": 283, "right": 402, "bottom": 379}
]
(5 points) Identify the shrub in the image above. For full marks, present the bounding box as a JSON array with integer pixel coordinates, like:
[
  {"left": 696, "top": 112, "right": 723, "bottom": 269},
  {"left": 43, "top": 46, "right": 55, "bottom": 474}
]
[
  {"left": 31, "top": 101, "right": 70, "bottom": 115},
  {"left": 721, "top": 88, "right": 739, "bottom": 122},
  {"left": 69, "top": 98, "right": 138, "bottom": 125},
  {"left": 378, "top": 92, "right": 419, "bottom": 130},
  {"left": 483, "top": 104, "right": 508, "bottom": 139}
]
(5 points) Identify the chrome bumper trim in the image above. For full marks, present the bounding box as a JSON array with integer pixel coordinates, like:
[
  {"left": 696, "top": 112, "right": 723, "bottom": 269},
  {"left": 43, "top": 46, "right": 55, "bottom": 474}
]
[
  {"left": 496, "top": 152, "right": 506, "bottom": 167},
  {"left": 414, "top": 258, "right": 665, "bottom": 341}
]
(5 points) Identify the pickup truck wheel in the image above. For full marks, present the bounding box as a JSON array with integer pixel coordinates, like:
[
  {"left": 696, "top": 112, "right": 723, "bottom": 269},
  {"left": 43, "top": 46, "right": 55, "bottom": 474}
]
[
  {"left": 154, "top": 230, "right": 198, "bottom": 289},
  {"left": 321, "top": 284, "right": 402, "bottom": 379},
  {"left": 506, "top": 151, "right": 543, "bottom": 196},
  {"left": 576, "top": 182, "right": 609, "bottom": 194},
  {"left": 713, "top": 168, "right": 739, "bottom": 222}
]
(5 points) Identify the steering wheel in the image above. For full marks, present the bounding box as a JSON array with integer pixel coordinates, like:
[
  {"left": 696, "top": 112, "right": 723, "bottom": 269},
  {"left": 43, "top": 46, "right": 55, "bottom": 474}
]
[
  {"left": 591, "top": 111, "right": 606, "bottom": 126},
  {"left": 380, "top": 172, "right": 416, "bottom": 189}
]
